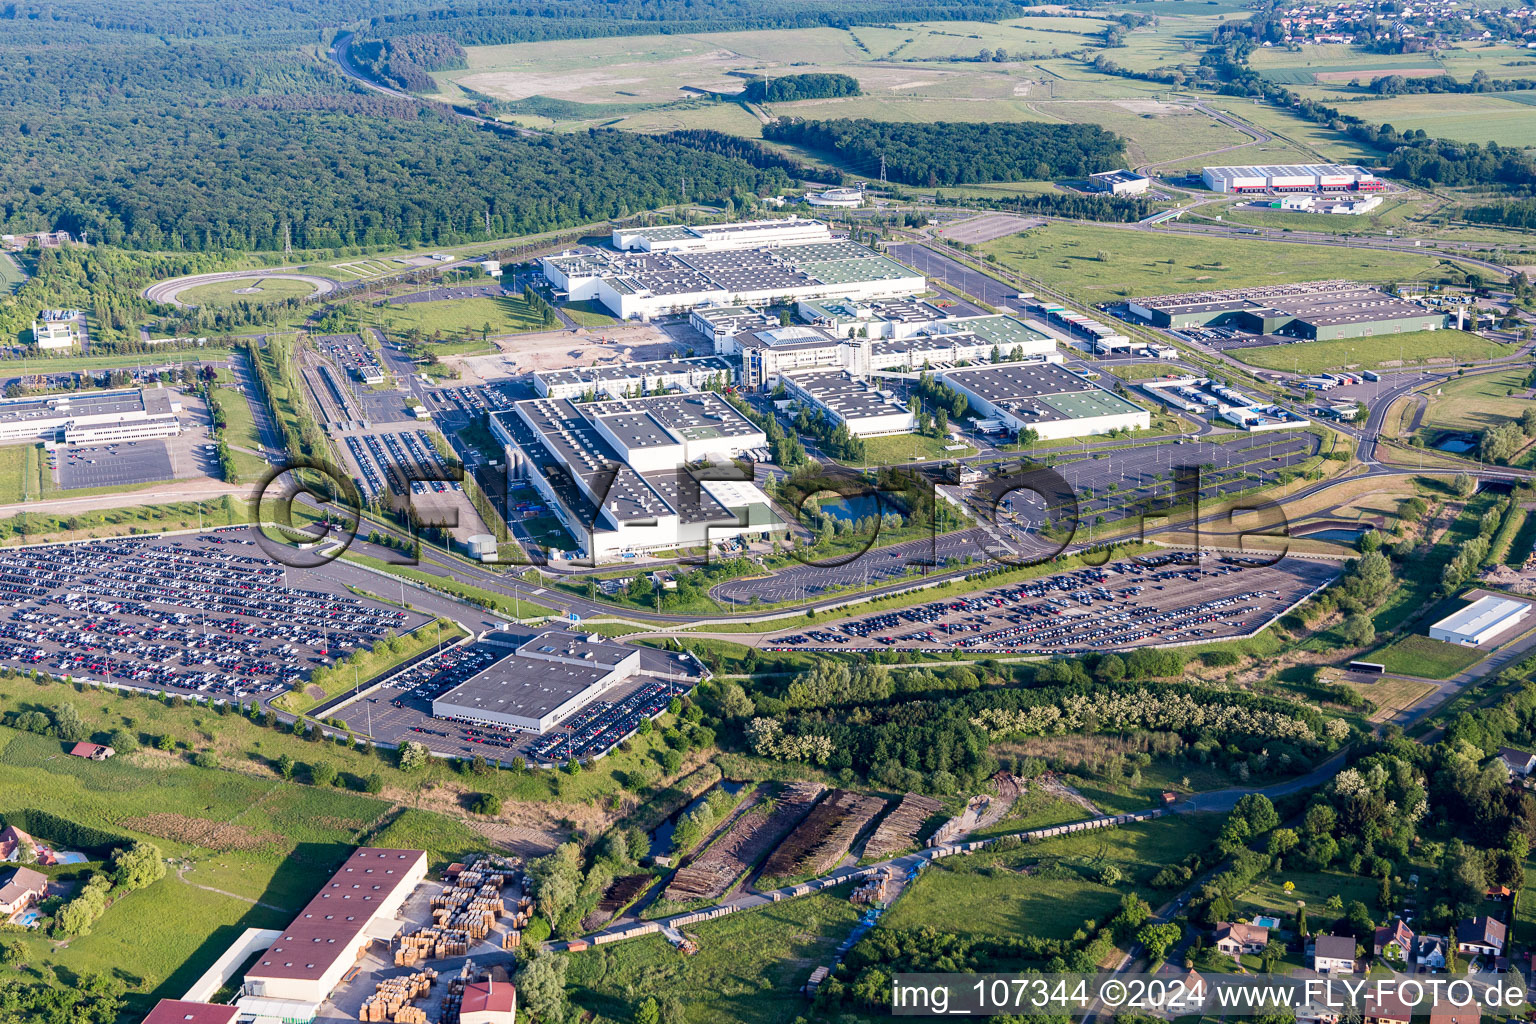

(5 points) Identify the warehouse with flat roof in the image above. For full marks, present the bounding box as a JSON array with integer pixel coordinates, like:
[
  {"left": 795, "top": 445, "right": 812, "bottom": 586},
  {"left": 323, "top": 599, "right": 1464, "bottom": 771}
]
[
  {"left": 533, "top": 356, "right": 733, "bottom": 400},
  {"left": 540, "top": 235, "right": 925, "bottom": 321},
  {"left": 781, "top": 370, "right": 917, "bottom": 438},
  {"left": 489, "top": 391, "right": 783, "bottom": 561},
  {"left": 1128, "top": 280, "right": 1443, "bottom": 341},
  {"left": 938, "top": 361, "right": 1148, "bottom": 440},
  {"left": 0, "top": 386, "right": 183, "bottom": 444},
  {"left": 1201, "top": 164, "right": 1382, "bottom": 193},
  {"left": 1429, "top": 595, "right": 1532, "bottom": 647}
]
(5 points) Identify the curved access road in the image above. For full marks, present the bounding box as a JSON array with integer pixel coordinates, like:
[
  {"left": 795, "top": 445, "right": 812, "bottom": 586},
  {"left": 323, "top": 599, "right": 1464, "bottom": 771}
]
[{"left": 144, "top": 270, "right": 339, "bottom": 309}]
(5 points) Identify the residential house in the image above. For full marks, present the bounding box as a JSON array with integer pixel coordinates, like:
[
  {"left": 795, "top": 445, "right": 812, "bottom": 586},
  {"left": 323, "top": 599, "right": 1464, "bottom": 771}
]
[
  {"left": 1313, "top": 934, "right": 1357, "bottom": 974},
  {"left": 1497, "top": 747, "right": 1536, "bottom": 777},
  {"left": 1486, "top": 885, "right": 1512, "bottom": 900},
  {"left": 1428, "top": 1005, "right": 1480, "bottom": 1024},
  {"left": 1364, "top": 991, "right": 1412, "bottom": 1024},
  {"left": 1213, "top": 921, "right": 1269, "bottom": 956},
  {"left": 1417, "top": 934, "right": 1448, "bottom": 970},
  {"left": 1373, "top": 919, "right": 1414, "bottom": 960},
  {"left": 0, "top": 825, "right": 58, "bottom": 865},
  {"left": 1455, "top": 916, "right": 1506, "bottom": 958},
  {"left": 67, "top": 741, "right": 114, "bottom": 761},
  {"left": 0, "top": 866, "right": 47, "bottom": 917}
]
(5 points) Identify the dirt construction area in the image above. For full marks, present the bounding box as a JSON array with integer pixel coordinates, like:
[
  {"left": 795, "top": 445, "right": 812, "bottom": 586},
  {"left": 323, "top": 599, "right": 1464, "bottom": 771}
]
[{"left": 449, "top": 324, "right": 682, "bottom": 380}]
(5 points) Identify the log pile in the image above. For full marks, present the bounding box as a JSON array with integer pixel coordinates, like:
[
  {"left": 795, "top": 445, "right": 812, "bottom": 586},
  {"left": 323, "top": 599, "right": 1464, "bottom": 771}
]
[
  {"left": 862, "top": 792, "right": 943, "bottom": 859},
  {"left": 763, "top": 789, "right": 886, "bottom": 879},
  {"left": 663, "top": 782, "right": 823, "bottom": 902}
]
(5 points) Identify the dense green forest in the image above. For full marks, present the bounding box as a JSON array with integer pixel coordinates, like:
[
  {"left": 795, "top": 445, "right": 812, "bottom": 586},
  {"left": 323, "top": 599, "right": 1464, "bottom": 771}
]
[
  {"left": 762, "top": 118, "right": 1127, "bottom": 186},
  {"left": 350, "top": 32, "right": 467, "bottom": 92},
  {"left": 740, "top": 72, "right": 862, "bottom": 103}
]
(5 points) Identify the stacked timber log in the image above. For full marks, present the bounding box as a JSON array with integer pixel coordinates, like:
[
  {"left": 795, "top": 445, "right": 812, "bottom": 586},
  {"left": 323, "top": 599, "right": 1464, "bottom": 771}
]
[
  {"left": 862, "top": 792, "right": 943, "bottom": 859},
  {"left": 663, "top": 782, "right": 823, "bottom": 902}
]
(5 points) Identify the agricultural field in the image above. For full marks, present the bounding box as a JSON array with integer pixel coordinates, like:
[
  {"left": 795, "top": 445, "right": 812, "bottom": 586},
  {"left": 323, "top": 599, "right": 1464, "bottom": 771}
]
[
  {"left": 564, "top": 886, "right": 864, "bottom": 1024},
  {"left": 178, "top": 276, "right": 321, "bottom": 307},
  {"left": 1233, "top": 330, "right": 1509, "bottom": 374},
  {"left": 981, "top": 222, "right": 1450, "bottom": 307}
]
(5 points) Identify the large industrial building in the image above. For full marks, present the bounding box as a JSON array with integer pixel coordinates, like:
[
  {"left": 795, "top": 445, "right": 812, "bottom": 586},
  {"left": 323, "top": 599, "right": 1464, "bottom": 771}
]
[
  {"left": 0, "top": 387, "right": 183, "bottom": 444},
  {"left": 240, "top": 847, "right": 428, "bottom": 1018},
  {"left": 1088, "top": 169, "right": 1151, "bottom": 195},
  {"left": 1201, "top": 164, "right": 1382, "bottom": 193},
  {"left": 780, "top": 370, "right": 917, "bottom": 438},
  {"left": 541, "top": 229, "right": 924, "bottom": 321},
  {"left": 32, "top": 310, "right": 82, "bottom": 350},
  {"left": 937, "top": 361, "right": 1149, "bottom": 440},
  {"left": 490, "top": 391, "right": 783, "bottom": 560},
  {"left": 1429, "top": 595, "right": 1531, "bottom": 647},
  {"left": 1140, "top": 375, "right": 1308, "bottom": 432},
  {"left": 724, "top": 313, "right": 1059, "bottom": 390},
  {"left": 1128, "top": 281, "right": 1444, "bottom": 341},
  {"left": 533, "top": 356, "right": 733, "bottom": 401},
  {"left": 430, "top": 629, "right": 699, "bottom": 734}
]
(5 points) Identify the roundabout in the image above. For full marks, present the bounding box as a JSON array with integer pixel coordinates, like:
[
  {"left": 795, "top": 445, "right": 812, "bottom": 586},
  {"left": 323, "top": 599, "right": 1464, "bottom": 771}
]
[{"left": 143, "top": 269, "right": 339, "bottom": 308}]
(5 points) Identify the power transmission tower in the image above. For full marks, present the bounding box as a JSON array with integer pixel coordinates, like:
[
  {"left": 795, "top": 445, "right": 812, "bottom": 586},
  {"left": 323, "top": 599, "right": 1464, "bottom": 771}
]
[
  {"left": 484, "top": 207, "right": 491, "bottom": 235},
  {"left": 282, "top": 222, "right": 292, "bottom": 258},
  {"left": 879, "top": 153, "right": 888, "bottom": 185}
]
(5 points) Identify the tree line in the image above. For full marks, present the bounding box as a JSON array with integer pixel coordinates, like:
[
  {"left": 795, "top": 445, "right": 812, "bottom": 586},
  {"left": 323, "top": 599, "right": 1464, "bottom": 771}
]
[
  {"left": 762, "top": 117, "right": 1126, "bottom": 186},
  {"left": 740, "top": 72, "right": 861, "bottom": 103}
]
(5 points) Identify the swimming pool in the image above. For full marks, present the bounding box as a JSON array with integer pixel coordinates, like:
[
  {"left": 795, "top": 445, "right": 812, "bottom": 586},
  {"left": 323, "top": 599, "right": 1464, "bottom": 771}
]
[
  {"left": 12, "top": 909, "right": 41, "bottom": 928},
  {"left": 52, "top": 851, "right": 88, "bottom": 865},
  {"left": 1253, "top": 915, "right": 1281, "bottom": 929}
]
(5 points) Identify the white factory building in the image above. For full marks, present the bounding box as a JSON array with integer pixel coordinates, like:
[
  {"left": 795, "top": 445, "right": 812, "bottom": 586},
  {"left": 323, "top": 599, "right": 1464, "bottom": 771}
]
[
  {"left": 433, "top": 631, "right": 643, "bottom": 733},
  {"left": 781, "top": 370, "right": 917, "bottom": 438},
  {"left": 1429, "top": 595, "right": 1531, "bottom": 647},
  {"left": 31, "top": 310, "right": 82, "bottom": 350},
  {"left": 240, "top": 848, "right": 428, "bottom": 1017},
  {"left": 727, "top": 313, "right": 1059, "bottom": 390},
  {"left": 1201, "top": 164, "right": 1382, "bottom": 194},
  {"left": 490, "top": 391, "right": 783, "bottom": 561},
  {"left": 938, "top": 361, "right": 1149, "bottom": 441},
  {"left": 0, "top": 387, "right": 182, "bottom": 444},
  {"left": 611, "top": 217, "right": 831, "bottom": 253},
  {"left": 804, "top": 187, "right": 866, "bottom": 208},
  {"left": 540, "top": 225, "right": 924, "bottom": 321},
  {"left": 532, "top": 356, "right": 733, "bottom": 400}
]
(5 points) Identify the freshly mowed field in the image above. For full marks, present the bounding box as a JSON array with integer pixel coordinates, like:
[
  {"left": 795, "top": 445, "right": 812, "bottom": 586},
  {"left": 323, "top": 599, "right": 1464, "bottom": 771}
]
[
  {"left": 0, "top": 253, "right": 25, "bottom": 294},
  {"left": 982, "top": 222, "right": 1447, "bottom": 307},
  {"left": 180, "top": 276, "right": 320, "bottom": 307},
  {"left": 1222, "top": 100, "right": 1385, "bottom": 165},
  {"left": 1293, "top": 92, "right": 1536, "bottom": 148},
  {"left": 1417, "top": 368, "right": 1536, "bottom": 434},
  {"left": 1339, "top": 674, "right": 1437, "bottom": 723},
  {"left": 1366, "top": 633, "right": 1484, "bottom": 680},
  {"left": 379, "top": 295, "right": 547, "bottom": 339},
  {"left": 885, "top": 815, "right": 1222, "bottom": 939},
  {"left": 564, "top": 887, "right": 862, "bottom": 1024},
  {"left": 1030, "top": 100, "right": 1258, "bottom": 167},
  {"left": 1233, "top": 330, "right": 1509, "bottom": 374}
]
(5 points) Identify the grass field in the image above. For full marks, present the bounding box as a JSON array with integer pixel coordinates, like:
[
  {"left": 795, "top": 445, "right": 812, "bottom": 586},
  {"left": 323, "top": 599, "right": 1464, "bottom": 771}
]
[
  {"left": 1367, "top": 629, "right": 1489, "bottom": 680},
  {"left": 379, "top": 295, "right": 547, "bottom": 340},
  {"left": 1231, "top": 867, "right": 1378, "bottom": 922},
  {"left": 0, "top": 442, "right": 51, "bottom": 505},
  {"left": 565, "top": 886, "right": 862, "bottom": 1024},
  {"left": 180, "top": 277, "right": 320, "bottom": 307},
  {"left": 0, "top": 252, "right": 25, "bottom": 294},
  {"left": 1338, "top": 673, "right": 1438, "bottom": 722},
  {"left": 835, "top": 432, "right": 976, "bottom": 466},
  {"left": 561, "top": 300, "right": 619, "bottom": 328},
  {"left": 0, "top": 349, "right": 234, "bottom": 375},
  {"left": 884, "top": 815, "right": 1222, "bottom": 940},
  {"left": 1196, "top": 195, "right": 1423, "bottom": 236},
  {"left": 981, "top": 223, "right": 1449, "bottom": 307},
  {"left": 1416, "top": 368, "right": 1536, "bottom": 434},
  {"left": 1234, "top": 330, "right": 1509, "bottom": 374}
]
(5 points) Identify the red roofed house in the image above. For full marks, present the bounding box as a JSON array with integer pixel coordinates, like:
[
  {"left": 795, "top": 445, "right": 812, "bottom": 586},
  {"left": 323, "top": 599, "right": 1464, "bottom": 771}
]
[
  {"left": 141, "top": 1000, "right": 238, "bottom": 1024},
  {"left": 1428, "top": 1005, "right": 1480, "bottom": 1024},
  {"left": 68, "top": 741, "right": 114, "bottom": 761},
  {"left": 1213, "top": 921, "right": 1269, "bottom": 957},
  {"left": 0, "top": 824, "right": 59, "bottom": 866},
  {"left": 0, "top": 866, "right": 47, "bottom": 918},
  {"left": 460, "top": 979, "right": 517, "bottom": 1024},
  {"left": 1364, "top": 991, "right": 1412, "bottom": 1024}
]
